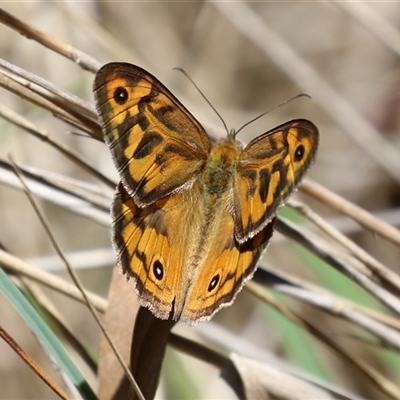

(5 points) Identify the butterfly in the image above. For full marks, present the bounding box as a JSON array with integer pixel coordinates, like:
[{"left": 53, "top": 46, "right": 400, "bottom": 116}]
[{"left": 93, "top": 62, "right": 318, "bottom": 325}]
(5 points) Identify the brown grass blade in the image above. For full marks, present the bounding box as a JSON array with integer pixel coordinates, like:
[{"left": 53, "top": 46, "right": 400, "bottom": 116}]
[
  {"left": 0, "top": 8, "right": 101, "bottom": 72},
  {"left": 246, "top": 281, "right": 400, "bottom": 400},
  {"left": 0, "top": 324, "right": 71, "bottom": 400},
  {"left": 301, "top": 179, "right": 400, "bottom": 248}
]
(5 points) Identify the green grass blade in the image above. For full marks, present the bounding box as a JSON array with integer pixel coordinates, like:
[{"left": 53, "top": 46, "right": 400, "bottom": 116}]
[{"left": 0, "top": 266, "right": 96, "bottom": 400}]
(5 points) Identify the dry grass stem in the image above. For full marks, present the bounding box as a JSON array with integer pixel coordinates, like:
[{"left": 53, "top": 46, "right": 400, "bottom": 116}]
[
  {"left": 56, "top": 3, "right": 139, "bottom": 64},
  {"left": 288, "top": 199, "right": 400, "bottom": 294},
  {"left": 0, "top": 160, "right": 111, "bottom": 225},
  {"left": 255, "top": 267, "right": 400, "bottom": 350},
  {"left": 0, "top": 104, "right": 112, "bottom": 186},
  {"left": 1, "top": 4, "right": 399, "bottom": 398},
  {"left": 10, "top": 158, "right": 144, "bottom": 400},
  {"left": 302, "top": 179, "right": 400, "bottom": 248},
  {"left": 214, "top": 2, "right": 400, "bottom": 183},
  {"left": 0, "top": 8, "right": 100, "bottom": 72},
  {"left": 277, "top": 218, "right": 400, "bottom": 316},
  {"left": 0, "top": 58, "right": 97, "bottom": 120},
  {"left": 0, "top": 71, "right": 92, "bottom": 134},
  {"left": 20, "top": 278, "right": 97, "bottom": 373},
  {"left": 246, "top": 281, "right": 400, "bottom": 400},
  {"left": 0, "top": 325, "right": 71, "bottom": 400},
  {"left": 0, "top": 61, "right": 101, "bottom": 137},
  {"left": 334, "top": 2, "right": 400, "bottom": 56},
  {"left": 0, "top": 249, "right": 107, "bottom": 311}
]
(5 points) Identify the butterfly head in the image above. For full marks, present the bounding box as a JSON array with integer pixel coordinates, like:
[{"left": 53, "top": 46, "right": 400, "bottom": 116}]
[{"left": 229, "top": 128, "right": 238, "bottom": 138}]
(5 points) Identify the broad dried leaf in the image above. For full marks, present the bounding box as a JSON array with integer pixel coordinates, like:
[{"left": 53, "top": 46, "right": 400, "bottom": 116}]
[{"left": 98, "top": 267, "right": 140, "bottom": 400}]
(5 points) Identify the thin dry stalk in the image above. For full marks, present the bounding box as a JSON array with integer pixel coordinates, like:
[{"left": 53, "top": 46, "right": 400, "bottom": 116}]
[
  {"left": 255, "top": 267, "right": 400, "bottom": 350},
  {"left": 246, "top": 281, "right": 400, "bottom": 400},
  {"left": 276, "top": 218, "right": 400, "bottom": 316},
  {"left": 0, "top": 8, "right": 100, "bottom": 72},
  {"left": 301, "top": 179, "right": 400, "bottom": 248},
  {"left": 213, "top": 2, "right": 400, "bottom": 184},
  {"left": 1, "top": 4, "right": 399, "bottom": 399},
  {"left": 288, "top": 198, "right": 400, "bottom": 294},
  {"left": 334, "top": 2, "right": 400, "bottom": 57},
  {"left": 0, "top": 104, "right": 111, "bottom": 186},
  {"left": 0, "top": 249, "right": 107, "bottom": 311},
  {"left": 0, "top": 325, "right": 71, "bottom": 400},
  {"left": 10, "top": 158, "right": 144, "bottom": 400}
]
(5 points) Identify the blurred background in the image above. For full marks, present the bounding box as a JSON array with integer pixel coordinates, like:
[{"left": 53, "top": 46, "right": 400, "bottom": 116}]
[{"left": 1, "top": 2, "right": 400, "bottom": 398}]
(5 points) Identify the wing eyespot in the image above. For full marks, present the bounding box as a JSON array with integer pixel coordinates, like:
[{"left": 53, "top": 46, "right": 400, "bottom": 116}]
[
  {"left": 294, "top": 144, "right": 305, "bottom": 162},
  {"left": 153, "top": 260, "right": 164, "bottom": 280},
  {"left": 114, "top": 87, "right": 129, "bottom": 105},
  {"left": 208, "top": 274, "right": 220, "bottom": 292}
]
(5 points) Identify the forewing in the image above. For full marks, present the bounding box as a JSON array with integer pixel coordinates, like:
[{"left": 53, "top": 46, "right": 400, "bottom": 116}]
[
  {"left": 94, "top": 62, "right": 211, "bottom": 206},
  {"left": 234, "top": 119, "right": 318, "bottom": 242}
]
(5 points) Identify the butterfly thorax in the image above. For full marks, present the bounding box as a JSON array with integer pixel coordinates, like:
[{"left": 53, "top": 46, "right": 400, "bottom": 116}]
[{"left": 202, "top": 137, "right": 241, "bottom": 198}]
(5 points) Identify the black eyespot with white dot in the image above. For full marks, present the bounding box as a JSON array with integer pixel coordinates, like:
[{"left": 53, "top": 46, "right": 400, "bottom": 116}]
[
  {"left": 114, "top": 87, "right": 128, "bottom": 105},
  {"left": 208, "top": 274, "right": 220, "bottom": 292},
  {"left": 153, "top": 260, "right": 164, "bottom": 280},
  {"left": 294, "top": 144, "right": 305, "bottom": 162}
]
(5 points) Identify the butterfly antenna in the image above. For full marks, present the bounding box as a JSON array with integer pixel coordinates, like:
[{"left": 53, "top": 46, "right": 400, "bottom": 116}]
[
  {"left": 173, "top": 67, "right": 230, "bottom": 136},
  {"left": 234, "top": 93, "right": 311, "bottom": 137},
  {"left": 68, "top": 131, "right": 100, "bottom": 141}
]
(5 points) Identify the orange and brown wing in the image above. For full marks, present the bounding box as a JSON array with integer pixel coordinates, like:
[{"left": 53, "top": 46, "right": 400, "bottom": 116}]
[
  {"left": 234, "top": 119, "right": 318, "bottom": 242},
  {"left": 94, "top": 62, "right": 211, "bottom": 206},
  {"left": 112, "top": 182, "right": 194, "bottom": 320},
  {"left": 181, "top": 213, "right": 275, "bottom": 324}
]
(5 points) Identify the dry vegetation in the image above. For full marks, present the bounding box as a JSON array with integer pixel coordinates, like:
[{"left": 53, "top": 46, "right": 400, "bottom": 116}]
[{"left": 1, "top": 2, "right": 400, "bottom": 399}]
